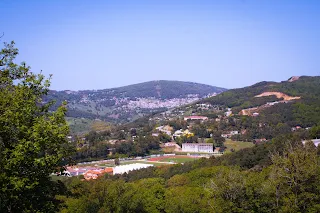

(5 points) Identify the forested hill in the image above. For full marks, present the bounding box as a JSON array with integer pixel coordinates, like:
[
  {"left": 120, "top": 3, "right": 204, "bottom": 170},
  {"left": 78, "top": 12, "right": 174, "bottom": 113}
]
[
  {"left": 200, "top": 75, "right": 320, "bottom": 127},
  {"left": 98, "top": 80, "right": 226, "bottom": 99},
  {"left": 202, "top": 76, "right": 319, "bottom": 108},
  {"left": 45, "top": 80, "right": 226, "bottom": 123}
]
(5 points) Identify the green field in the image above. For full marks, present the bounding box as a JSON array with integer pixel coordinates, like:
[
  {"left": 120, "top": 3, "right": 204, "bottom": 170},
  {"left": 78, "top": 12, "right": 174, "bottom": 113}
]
[
  {"left": 159, "top": 157, "right": 198, "bottom": 164},
  {"left": 66, "top": 117, "right": 111, "bottom": 134},
  {"left": 224, "top": 139, "right": 255, "bottom": 153},
  {"left": 120, "top": 160, "right": 166, "bottom": 167},
  {"left": 66, "top": 117, "right": 93, "bottom": 134}
]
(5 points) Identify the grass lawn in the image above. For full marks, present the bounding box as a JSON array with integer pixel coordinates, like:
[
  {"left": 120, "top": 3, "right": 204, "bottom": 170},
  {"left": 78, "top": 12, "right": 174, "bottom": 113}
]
[
  {"left": 159, "top": 157, "right": 198, "bottom": 164},
  {"left": 66, "top": 117, "right": 93, "bottom": 134},
  {"left": 224, "top": 139, "right": 255, "bottom": 153},
  {"left": 76, "top": 161, "right": 115, "bottom": 167}
]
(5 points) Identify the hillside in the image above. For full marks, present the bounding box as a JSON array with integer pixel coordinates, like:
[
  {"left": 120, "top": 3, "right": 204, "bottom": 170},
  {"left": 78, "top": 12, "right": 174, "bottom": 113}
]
[
  {"left": 199, "top": 76, "right": 320, "bottom": 127},
  {"left": 44, "top": 80, "right": 226, "bottom": 124},
  {"left": 123, "top": 76, "right": 320, "bottom": 143}
]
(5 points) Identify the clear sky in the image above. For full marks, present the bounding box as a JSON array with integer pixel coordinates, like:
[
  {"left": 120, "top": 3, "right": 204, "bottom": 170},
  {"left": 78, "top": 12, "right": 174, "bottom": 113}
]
[{"left": 1, "top": 0, "right": 319, "bottom": 90}]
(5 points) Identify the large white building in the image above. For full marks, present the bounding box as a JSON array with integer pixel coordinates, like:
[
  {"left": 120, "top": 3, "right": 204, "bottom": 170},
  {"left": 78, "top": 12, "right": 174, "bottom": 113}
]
[
  {"left": 113, "top": 163, "right": 153, "bottom": 175},
  {"left": 182, "top": 143, "right": 214, "bottom": 153}
]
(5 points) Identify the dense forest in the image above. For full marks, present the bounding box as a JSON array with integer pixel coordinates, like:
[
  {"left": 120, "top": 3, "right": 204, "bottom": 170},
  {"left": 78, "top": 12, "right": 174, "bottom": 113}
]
[{"left": 58, "top": 133, "right": 320, "bottom": 212}]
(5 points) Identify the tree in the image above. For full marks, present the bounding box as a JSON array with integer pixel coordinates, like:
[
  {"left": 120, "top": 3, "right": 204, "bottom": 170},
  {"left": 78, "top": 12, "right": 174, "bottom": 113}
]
[
  {"left": 212, "top": 131, "right": 225, "bottom": 147},
  {"left": 158, "top": 132, "right": 171, "bottom": 143},
  {"left": 269, "top": 140, "right": 320, "bottom": 212},
  {"left": 114, "top": 158, "right": 120, "bottom": 166},
  {"left": 0, "top": 41, "right": 74, "bottom": 212}
]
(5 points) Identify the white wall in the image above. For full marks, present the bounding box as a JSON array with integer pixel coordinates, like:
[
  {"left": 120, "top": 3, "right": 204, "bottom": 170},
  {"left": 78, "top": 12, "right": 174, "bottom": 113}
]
[{"left": 113, "top": 163, "right": 153, "bottom": 175}]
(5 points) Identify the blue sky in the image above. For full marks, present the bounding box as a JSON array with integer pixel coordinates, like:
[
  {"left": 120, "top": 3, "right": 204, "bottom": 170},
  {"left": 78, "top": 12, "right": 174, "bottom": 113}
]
[{"left": 1, "top": 0, "right": 319, "bottom": 90}]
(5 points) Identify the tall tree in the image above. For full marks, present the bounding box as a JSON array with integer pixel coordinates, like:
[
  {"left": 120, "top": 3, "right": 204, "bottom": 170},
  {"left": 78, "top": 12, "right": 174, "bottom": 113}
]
[
  {"left": 0, "top": 41, "right": 74, "bottom": 212},
  {"left": 269, "top": 141, "right": 320, "bottom": 212}
]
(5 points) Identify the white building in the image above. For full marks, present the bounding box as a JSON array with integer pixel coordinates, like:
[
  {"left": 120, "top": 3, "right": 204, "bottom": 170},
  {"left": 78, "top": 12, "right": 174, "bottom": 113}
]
[
  {"left": 184, "top": 116, "right": 208, "bottom": 121},
  {"left": 302, "top": 139, "right": 320, "bottom": 147},
  {"left": 156, "top": 125, "right": 173, "bottom": 135},
  {"left": 230, "top": 131, "right": 239, "bottom": 135},
  {"left": 182, "top": 143, "right": 214, "bottom": 153},
  {"left": 225, "top": 111, "right": 232, "bottom": 117},
  {"left": 113, "top": 163, "right": 153, "bottom": 175}
]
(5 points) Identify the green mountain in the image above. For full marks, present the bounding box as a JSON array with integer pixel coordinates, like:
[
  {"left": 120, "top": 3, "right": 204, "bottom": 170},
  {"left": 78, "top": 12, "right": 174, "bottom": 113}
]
[
  {"left": 200, "top": 76, "right": 320, "bottom": 127},
  {"left": 45, "top": 80, "right": 226, "bottom": 124}
]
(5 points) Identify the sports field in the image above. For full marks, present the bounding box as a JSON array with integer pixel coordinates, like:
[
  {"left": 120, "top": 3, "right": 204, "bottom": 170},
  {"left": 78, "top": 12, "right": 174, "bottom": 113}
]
[
  {"left": 148, "top": 155, "right": 199, "bottom": 164},
  {"left": 120, "top": 160, "right": 165, "bottom": 166}
]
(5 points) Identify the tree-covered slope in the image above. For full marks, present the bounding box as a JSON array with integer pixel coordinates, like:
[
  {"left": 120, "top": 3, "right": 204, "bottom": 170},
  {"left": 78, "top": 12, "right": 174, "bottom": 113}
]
[
  {"left": 60, "top": 135, "right": 320, "bottom": 213},
  {"left": 201, "top": 76, "right": 320, "bottom": 127}
]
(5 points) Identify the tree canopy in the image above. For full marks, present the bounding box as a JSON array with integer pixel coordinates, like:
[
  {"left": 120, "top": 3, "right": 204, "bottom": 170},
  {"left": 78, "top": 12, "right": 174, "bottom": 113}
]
[{"left": 0, "top": 41, "right": 74, "bottom": 212}]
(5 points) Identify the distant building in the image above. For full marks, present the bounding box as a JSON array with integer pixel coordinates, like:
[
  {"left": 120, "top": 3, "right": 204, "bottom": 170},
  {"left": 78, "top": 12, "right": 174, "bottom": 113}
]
[
  {"left": 66, "top": 166, "right": 97, "bottom": 176},
  {"left": 221, "top": 134, "right": 229, "bottom": 138},
  {"left": 184, "top": 116, "right": 208, "bottom": 121},
  {"left": 225, "top": 111, "right": 232, "bottom": 117},
  {"left": 213, "top": 147, "right": 224, "bottom": 154},
  {"left": 156, "top": 125, "right": 173, "bottom": 135},
  {"left": 173, "top": 129, "right": 184, "bottom": 137},
  {"left": 291, "top": 126, "right": 302, "bottom": 131},
  {"left": 302, "top": 139, "right": 320, "bottom": 147},
  {"left": 252, "top": 112, "right": 259, "bottom": 117},
  {"left": 182, "top": 143, "right": 213, "bottom": 153},
  {"left": 254, "top": 138, "right": 267, "bottom": 144},
  {"left": 113, "top": 163, "right": 153, "bottom": 175},
  {"left": 164, "top": 142, "right": 178, "bottom": 147},
  {"left": 230, "top": 131, "right": 239, "bottom": 135},
  {"left": 221, "top": 131, "right": 239, "bottom": 138},
  {"left": 84, "top": 167, "right": 113, "bottom": 180}
]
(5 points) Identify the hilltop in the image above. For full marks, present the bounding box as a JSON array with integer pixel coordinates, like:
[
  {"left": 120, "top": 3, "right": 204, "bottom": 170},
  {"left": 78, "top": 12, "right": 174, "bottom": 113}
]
[{"left": 44, "top": 80, "right": 226, "bottom": 126}]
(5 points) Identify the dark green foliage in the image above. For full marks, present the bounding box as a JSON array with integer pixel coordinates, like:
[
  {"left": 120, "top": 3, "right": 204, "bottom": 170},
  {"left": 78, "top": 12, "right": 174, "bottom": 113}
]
[
  {"left": 114, "top": 136, "right": 160, "bottom": 157},
  {"left": 203, "top": 81, "right": 276, "bottom": 109},
  {"left": 203, "top": 76, "right": 320, "bottom": 128},
  {"left": 0, "top": 42, "right": 74, "bottom": 212}
]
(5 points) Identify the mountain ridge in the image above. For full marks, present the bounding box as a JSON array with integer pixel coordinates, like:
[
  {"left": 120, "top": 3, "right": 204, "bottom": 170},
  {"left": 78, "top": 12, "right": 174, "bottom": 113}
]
[
  {"left": 53, "top": 80, "right": 226, "bottom": 97},
  {"left": 45, "top": 80, "right": 227, "bottom": 124}
]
